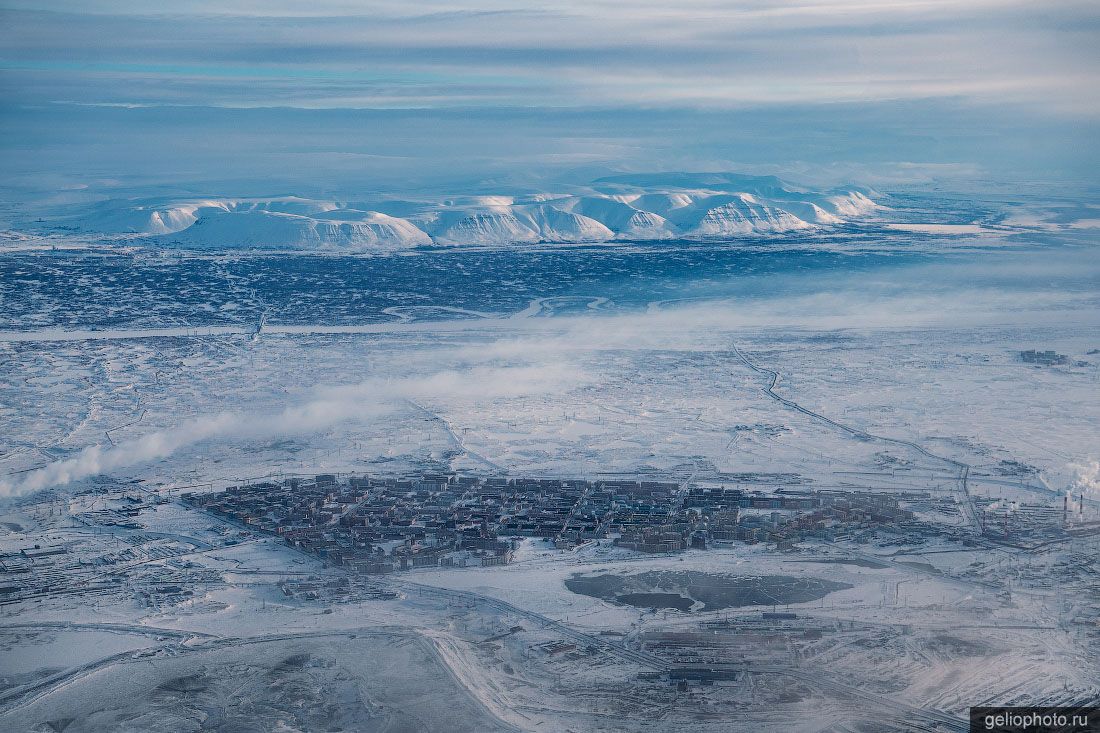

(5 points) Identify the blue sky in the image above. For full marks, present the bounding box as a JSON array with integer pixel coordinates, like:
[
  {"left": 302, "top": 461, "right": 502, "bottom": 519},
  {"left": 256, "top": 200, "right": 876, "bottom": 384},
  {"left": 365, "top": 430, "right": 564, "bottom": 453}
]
[{"left": 1, "top": 1, "right": 1097, "bottom": 200}]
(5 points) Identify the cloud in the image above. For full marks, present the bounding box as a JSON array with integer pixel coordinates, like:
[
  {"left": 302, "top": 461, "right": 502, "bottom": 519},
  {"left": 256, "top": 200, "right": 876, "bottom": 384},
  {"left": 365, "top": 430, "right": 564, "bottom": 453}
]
[
  {"left": 1, "top": 2, "right": 1096, "bottom": 113},
  {"left": 1, "top": 1, "right": 1095, "bottom": 201}
]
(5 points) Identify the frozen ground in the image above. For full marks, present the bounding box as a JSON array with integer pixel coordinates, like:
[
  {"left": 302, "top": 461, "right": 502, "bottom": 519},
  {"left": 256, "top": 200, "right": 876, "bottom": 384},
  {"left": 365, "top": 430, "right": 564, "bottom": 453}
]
[
  {"left": 1, "top": 189, "right": 1098, "bottom": 731},
  {"left": 1, "top": 309, "right": 1096, "bottom": 498},
  {"left": 2, "top": 630, "right": 513, "bottom": 733}
]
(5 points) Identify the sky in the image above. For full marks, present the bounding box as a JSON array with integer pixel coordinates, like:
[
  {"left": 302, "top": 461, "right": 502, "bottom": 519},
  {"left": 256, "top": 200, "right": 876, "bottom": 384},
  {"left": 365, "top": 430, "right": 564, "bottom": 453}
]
[{"left": 1, "top": 1, "right": 1098, "bottom": 201}]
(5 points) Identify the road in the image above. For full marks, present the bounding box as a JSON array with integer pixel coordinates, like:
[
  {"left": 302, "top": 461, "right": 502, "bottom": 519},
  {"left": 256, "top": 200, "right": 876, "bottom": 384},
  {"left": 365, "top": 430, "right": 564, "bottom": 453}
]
[
  {"left": 725, "top": 343, "right": 984, "bottom": 534},
  {"left": 406, "top": 398, "right": 507, "bottom": 473}
]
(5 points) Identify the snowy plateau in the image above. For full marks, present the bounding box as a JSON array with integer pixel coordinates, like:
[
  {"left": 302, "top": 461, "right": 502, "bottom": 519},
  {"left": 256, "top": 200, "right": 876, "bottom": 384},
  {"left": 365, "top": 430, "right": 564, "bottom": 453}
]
[
  {"left": 0, "top": 182, "right": 1098, "bottom": 733},
  {"left": 30, "top": 173, "right": 876, "bottom": 250}
]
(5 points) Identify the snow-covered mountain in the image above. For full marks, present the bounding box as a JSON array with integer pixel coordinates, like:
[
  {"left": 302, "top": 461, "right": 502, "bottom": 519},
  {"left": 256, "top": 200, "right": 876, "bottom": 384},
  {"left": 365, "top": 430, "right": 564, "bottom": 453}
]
[{"left": 45, "top": 174, "right": 876, "bottom": 250}]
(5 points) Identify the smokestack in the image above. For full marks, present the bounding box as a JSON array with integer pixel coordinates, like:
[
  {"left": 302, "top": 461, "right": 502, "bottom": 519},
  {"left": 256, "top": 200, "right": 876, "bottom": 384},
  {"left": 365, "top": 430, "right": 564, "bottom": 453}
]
[
  {"left": 1081, "top": 493, "right": 1085, "bottom": 516},
  {"left": 1064, "top": 495, "right": 1069, "bottom": 521}
]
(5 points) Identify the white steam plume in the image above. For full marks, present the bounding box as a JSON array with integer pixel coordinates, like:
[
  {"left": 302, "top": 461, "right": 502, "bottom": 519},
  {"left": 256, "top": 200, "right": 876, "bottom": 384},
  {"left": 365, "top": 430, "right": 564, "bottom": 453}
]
[
  {"left": 0, "top": 364, "right": 581, "bottom": 498},
  {"left": 1069, "top": 459, "right": 1100, "bottom": 499}
]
